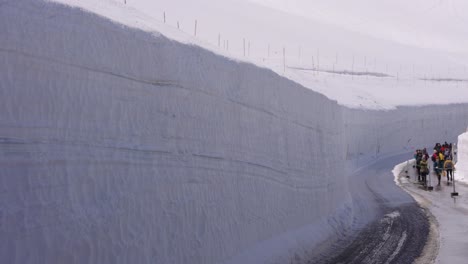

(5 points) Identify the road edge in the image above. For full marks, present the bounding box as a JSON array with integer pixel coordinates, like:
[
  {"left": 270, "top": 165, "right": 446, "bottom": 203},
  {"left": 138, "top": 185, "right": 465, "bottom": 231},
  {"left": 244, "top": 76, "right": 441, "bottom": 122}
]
[{"left": 393, "top": 160, "right": 440, "bottom": 264}]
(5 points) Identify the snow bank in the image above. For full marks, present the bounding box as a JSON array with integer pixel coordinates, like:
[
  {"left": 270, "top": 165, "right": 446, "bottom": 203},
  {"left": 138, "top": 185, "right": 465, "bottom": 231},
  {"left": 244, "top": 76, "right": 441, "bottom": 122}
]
[
  {"left": 456, "top": 131, "right": 468, "bottom": 183},
  {"left": 2, "top": 1, "right": 468, "bottom": 264}
]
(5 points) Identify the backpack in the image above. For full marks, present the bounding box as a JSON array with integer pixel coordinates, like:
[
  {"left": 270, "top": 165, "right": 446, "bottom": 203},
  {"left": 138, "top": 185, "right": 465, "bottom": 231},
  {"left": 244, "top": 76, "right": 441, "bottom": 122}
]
[
  {"left": 446, "top": 161, "right": 453, "bottom": 169},
  {"left": 431, "top": 154, "right": 437, "bottom": 162}
]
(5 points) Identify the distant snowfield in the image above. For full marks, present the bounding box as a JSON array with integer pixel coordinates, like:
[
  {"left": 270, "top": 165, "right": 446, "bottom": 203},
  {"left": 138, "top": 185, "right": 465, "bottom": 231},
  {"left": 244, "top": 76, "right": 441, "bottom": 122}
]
[{"left": 48, "top": 0, "right": 468, "bottom": 109}]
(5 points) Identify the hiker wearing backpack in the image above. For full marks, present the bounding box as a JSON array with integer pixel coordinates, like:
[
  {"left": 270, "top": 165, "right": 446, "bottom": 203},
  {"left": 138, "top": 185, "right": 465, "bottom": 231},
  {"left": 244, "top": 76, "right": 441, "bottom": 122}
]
[
  {"left": 444, "top": 157, "right": 455, "bottom": 182},
  {"left": 420, "top": 157, "right": 429, "bottom": 186},
  {"left": 416, "top": 152, "right": 422, "bottom": 181}
]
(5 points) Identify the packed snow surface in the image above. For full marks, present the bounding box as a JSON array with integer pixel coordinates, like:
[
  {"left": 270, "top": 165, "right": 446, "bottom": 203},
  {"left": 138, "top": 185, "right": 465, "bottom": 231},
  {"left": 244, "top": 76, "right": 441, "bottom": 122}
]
[
  {"left": 48, "top": 0, "right": 468, "bottom": 109},
  {"left": 2, "top": 1, "right": 468, "bottom": 264},
  {"left": 456, "top": 131, "right": 468, "bottom": 184}
]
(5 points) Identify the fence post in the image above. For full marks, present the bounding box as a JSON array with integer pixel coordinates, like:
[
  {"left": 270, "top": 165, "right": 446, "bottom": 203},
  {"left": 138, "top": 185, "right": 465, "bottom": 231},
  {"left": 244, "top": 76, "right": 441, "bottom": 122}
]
[
  {"left": 283, "top": 47, "right": 286, "bottom": 73},
  {"left": 243, "top": 38, "right": 246, "bottom": 57},
  {"left": 317, "top": 49, "right": 320, "bottom": 75}
]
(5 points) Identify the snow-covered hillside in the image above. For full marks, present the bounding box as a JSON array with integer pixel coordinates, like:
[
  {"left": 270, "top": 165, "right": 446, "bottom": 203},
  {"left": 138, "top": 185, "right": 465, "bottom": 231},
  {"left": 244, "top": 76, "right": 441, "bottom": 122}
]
[
  {"left": 49, "top": 0, "right": 468, "bottom": 109},
  {"left": 2, "top": 1, "right": 468, "bottom": 264}
]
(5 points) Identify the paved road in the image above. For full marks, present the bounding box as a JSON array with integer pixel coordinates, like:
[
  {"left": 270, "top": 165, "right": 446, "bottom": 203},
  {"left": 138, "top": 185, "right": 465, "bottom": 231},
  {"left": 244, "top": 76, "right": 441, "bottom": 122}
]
[
  {"left": 309, "top": 153, "right": 430, "bottom": 264},
  {"left": 398, "top": 158, "right": 468, "bottom": 263}
]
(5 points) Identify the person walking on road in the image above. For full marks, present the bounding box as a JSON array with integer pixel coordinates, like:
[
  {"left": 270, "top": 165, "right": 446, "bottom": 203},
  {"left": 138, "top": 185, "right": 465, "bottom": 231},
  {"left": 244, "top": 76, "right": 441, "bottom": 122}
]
[
  {"left": 444, "top": 157, "right": 455, "bottom": 182},
  {"left": 431, "top": 150, "right": 438, "bottom": 172},
  {"left": 435, "top": 157, "right": 442, "bottom": 185},
  {"left": 416, "top": 151, "right": 422, "bottom": 181},
  {"left": 420, "top": 157, "right": 429, "bottom": 186}
]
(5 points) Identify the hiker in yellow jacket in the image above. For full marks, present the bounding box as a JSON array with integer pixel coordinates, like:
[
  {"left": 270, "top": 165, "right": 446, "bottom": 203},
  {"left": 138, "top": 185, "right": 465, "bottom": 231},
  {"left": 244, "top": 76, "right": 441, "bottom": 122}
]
[{"left": 444, "top": 157, "right": 455, "bottom": 182}]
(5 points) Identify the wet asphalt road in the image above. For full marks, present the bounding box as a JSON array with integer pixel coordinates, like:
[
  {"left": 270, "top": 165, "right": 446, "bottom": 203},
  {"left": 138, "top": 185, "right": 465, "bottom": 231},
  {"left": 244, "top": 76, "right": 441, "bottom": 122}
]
[{"left": 310, "top": 153, "right": 430, "bottom": 264}]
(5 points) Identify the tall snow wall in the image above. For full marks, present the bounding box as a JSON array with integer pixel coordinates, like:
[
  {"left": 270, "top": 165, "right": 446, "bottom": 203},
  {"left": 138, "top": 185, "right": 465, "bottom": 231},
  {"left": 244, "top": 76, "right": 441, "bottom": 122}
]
[
  {"left": 344, "top": 105, "right": 468, "bottom": 169},
  {"left": 456, "top": 131, "right": 468, "bottom": 183},
  {"left": 2, "top": 1, "right": 468, "bottom": 264}
]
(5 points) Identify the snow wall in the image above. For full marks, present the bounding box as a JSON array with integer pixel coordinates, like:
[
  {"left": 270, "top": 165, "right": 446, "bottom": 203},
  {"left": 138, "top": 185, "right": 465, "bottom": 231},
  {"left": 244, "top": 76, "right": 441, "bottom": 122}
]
[
  {"left": 456, "top": 131, "right": 468, "bottom": 184},
  {"left": 2, "top": 1, "right": 468, "bottom": 264}
]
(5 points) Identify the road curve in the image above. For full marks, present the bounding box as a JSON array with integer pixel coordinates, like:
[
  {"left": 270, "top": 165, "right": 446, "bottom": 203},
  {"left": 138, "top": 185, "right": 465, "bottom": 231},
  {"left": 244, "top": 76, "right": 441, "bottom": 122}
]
[{"left": 310, "top": 153, "right": 430, "bottom": 264}]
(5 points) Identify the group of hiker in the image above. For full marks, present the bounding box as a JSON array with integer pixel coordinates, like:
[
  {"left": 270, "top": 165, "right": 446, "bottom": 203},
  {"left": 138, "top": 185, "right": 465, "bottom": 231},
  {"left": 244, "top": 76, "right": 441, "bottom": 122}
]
[{"left": 414, "top": 142, "right": 455, "bottom": 186}]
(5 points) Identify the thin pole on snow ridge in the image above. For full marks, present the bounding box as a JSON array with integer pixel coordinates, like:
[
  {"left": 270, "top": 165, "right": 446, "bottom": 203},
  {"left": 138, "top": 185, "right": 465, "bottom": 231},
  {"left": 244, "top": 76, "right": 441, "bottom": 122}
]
[
  {"left": 243, "top": 38, "right": 246, "bottom": 57},
  {"left": 316, "top": 49, "right": 320, "bottom": 75},
  {"left": 194, "top": 20, "right": 197, "bottom": 36},
  {"left": 163, "top": 12, "right": 166, "bottom": 23},
  {"left": 283, "top": 47, "right": 286, "bottom": 73},
  {"left": 283, "top": 47, "right": 286, "bottom": 72}
]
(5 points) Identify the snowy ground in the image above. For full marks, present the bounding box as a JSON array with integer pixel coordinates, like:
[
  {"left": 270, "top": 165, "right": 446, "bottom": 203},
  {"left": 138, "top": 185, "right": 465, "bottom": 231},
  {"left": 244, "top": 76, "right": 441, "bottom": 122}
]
[
  {"left": 395, "top": 160, "right": 468, "bottom": 263},
  {"left": 47, "top": 0, "right": 468, "bottom": 109}
]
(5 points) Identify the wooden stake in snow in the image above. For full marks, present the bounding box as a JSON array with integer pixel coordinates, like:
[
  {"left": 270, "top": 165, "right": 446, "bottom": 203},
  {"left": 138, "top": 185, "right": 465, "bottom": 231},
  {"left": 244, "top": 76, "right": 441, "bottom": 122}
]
[
  {"left": 316, "top": 49, "right": 320, "bottom": 75},
  {"left": 218, "top": 34, "right": 221, "bottom": 47},
  {"left": 268, "top": 44, "right": 270, "bottom": 58},
  {"left": 243, "top": 38, "right": 246, "bottom": 57},
  {"left": 283, "top": 47, "right": 286, "bottom": 73},
  {"left": 194, "top": 20, "right": 197, "bottom": 36},
  {"left": 177, "top": 21, "right": 180, "bottom": 29},
  {"left": 163, "top": 12, "right": 166, "bottom": 23}
]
